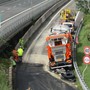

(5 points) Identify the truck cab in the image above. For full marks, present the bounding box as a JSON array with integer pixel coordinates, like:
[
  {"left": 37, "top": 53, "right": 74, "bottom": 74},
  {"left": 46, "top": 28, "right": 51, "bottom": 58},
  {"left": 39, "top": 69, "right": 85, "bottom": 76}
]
[{"left": 46, "top": 32, "right": 73, "bottom": 70}]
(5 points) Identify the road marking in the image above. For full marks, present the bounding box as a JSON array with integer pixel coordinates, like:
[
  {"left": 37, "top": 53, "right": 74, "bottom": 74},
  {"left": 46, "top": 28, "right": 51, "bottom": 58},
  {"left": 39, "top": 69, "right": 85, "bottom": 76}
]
[
  {"left": 18, "top": 3, "right": 21, "bottom": 6},
  {"left": 1, "top": 10, "right": 4, "bottom": 12},
  {"left": 23, "top": 0, "right": 73, "bottom": 62},
  {"left": 7, "top": 8, "right": 11, "bottom": 10},
  {"left": 75, "top": 11, "right": 80, "bottom": 22},
  {"left": 1, "top": 0, "right": 50, "bottom": 24},
  {"left": 13, "top": 6, "right": 16, "bottom": 8}
]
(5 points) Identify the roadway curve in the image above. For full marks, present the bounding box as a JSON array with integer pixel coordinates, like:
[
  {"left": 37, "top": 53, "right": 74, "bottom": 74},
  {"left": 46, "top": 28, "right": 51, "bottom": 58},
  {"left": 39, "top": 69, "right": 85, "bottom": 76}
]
[
  {"left": 15, "top": 1, "right": 78, "bottom": 90},
  {"left": 15, "top": 64, "right": 76, "bottom": 90},
  {"left": 0, "top": 0, "right": 45, "bottom": 21}
]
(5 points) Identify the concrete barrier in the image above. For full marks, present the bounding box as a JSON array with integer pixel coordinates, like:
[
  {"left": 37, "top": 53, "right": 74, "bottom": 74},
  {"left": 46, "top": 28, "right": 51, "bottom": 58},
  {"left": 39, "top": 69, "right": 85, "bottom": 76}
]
[
  {"left": 9, "top": 66, "right": 13, "bottom": 90},
  {"left": 15, "top": 0, "right": 70, "bottom": 49},
  {"left": 0, "top": 0, "right": 60, "bottom": 47}
]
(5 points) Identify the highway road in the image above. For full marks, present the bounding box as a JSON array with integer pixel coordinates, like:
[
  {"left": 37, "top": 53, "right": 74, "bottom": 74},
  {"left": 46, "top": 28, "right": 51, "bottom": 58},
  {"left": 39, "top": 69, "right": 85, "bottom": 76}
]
[
  {"left": 15, "top": 63, "right": 76, "bottom": 90},
  {"left": 15, "top": 26, "right": 77, "bottom": 90},
  {"left": 15, "top": 0, "right": 79, "bottom": 90},
  {"left": 0, "top": 0, "right": 45, "bottom": 21}
]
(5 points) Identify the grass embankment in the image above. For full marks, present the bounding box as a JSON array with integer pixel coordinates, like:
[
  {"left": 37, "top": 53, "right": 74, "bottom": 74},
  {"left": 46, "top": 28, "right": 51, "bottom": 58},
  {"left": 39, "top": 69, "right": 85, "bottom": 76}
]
[
  {"left": 0, "top": 58, "right": 11, "bottom": 90},
  {"left": 77, "top": 14, "right": 90, "bottom": 89}
]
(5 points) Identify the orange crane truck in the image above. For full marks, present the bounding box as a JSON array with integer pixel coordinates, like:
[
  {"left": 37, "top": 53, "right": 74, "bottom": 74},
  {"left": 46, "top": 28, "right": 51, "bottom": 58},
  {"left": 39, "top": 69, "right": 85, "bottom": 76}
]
[
  {"left": 46, "top": 26, "right": 76, "bottom": 81},
  {"left": 46, "top": 31, "right": 73, "bottom": 70}
]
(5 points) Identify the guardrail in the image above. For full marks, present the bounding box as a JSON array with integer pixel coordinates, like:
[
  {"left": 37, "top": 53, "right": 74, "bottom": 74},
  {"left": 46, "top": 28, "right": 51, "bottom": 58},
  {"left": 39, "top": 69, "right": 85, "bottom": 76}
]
[
  {"left": 0, "top": 0, "right": 60, "bottom": 47},
  {"left": 73, "top": 18, "right": 90, "bottom": 90}
]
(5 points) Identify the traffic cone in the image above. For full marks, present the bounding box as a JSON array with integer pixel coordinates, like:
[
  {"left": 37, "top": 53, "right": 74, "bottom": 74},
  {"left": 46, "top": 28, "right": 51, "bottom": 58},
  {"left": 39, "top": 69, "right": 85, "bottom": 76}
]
[{"left": 76, "top": 36, "right": 79, "bottom": 44}]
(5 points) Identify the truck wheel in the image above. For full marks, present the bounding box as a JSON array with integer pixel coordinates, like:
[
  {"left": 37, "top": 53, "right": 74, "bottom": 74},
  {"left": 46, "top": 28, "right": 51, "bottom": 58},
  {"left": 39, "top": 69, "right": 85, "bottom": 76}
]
[{"left": 61, "top": 70, "right": 76, "bottom": 82}]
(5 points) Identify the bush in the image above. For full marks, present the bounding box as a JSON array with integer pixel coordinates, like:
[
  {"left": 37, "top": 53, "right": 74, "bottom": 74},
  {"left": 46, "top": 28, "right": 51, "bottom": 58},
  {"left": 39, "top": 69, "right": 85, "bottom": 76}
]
[{"left": 0, "top": 58, "right": 11, "bottom": 90}]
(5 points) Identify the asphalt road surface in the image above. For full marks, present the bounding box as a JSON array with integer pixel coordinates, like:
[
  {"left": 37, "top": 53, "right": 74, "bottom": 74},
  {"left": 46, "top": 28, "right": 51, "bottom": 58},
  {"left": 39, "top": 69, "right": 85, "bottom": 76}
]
[
  {"left": 15, "top": 64, "right": 76, "bottom": 90},
  {"left": 15, "top": 0, "right": 79, "bottom": 90},
  {"left": 0, "top": 0, "right": 45, "bottom": 21}
]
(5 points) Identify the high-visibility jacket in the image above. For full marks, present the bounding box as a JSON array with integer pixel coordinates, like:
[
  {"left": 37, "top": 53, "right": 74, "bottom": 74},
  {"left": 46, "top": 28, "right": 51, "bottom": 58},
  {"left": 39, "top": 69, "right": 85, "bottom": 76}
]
[
  {"left": 17, "top": 48, "right": 24, "bottom": 56},
  {"left": 11, "top": 59, "right": 16, "bottom": 66}
]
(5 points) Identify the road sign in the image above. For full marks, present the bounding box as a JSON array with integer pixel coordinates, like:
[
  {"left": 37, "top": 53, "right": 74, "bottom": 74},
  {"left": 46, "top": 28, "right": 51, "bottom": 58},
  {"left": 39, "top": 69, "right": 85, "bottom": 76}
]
[
  {"left": 84, "top": 46, "right": 90, "bottom": 55},
  {"left": 83, "top": 56, "right": 90, "bottom": 64}
]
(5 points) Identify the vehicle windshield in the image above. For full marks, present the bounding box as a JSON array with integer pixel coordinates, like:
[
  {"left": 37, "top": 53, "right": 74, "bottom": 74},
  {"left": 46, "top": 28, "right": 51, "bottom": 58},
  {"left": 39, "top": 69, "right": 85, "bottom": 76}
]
[
  {"left": 52, "top": 29, "right": 69, "bottom": 33},
  {"left": 49, "top": 37, "right": 68, "bottom": 46},
  {"left": 64, "top": 24, "right": 72, "bottom": 28}
]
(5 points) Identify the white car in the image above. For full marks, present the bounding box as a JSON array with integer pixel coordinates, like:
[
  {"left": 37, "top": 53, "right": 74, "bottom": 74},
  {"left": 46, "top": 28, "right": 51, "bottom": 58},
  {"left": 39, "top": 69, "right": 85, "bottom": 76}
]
[
  {"left": 50, "top": 24, "right": 71, "bottom": 34},
  {"left": 62, "top": 22, "right": 75, "bottom": 33}
]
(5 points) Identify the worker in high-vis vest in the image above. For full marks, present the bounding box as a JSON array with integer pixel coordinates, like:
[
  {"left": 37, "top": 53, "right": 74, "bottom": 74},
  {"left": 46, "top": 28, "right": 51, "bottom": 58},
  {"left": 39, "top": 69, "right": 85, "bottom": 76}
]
[
  {"left": 19, "top": 38, "right": 24, "bottom": 49},
  {"left": 17, "top": 46, "right": 24, "bottom": 63}
]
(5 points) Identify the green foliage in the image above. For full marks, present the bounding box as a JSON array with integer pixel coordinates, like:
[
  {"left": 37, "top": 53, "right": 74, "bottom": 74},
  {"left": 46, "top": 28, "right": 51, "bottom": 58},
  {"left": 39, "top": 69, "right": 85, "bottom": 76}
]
[
  {"left": 76, "top": 0, "right": 90, "bottom": 14},
  {"left": 0, "top": 58, "right": 11, "bottom": 68},
  {"left": 0, "top": 69, "right": 10, "bottom": 90},
  {"left": 0, "top": 58, "right": 11, "bottom": 90},
  {"left": 77, "top": 15, "right": 90, "bottom": 88}
]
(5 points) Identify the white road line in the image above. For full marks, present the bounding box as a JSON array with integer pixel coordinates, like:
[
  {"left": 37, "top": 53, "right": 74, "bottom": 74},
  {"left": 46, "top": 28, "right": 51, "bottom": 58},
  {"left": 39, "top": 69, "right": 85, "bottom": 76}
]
[
  {"left": 1, "top": 10, "right": 5, "bottom": 13},
  {"left": 75, "top": 11, "right": 80, "bottom": 22},
  {"left": 1, "top": 0, "right": 50, "bottom": 24},
  {"left": 50, "top": 0, "right": 74, "bottom": 22},
  {"left": 18, "top": 4, "right": 21, "bottom": 6},
  {"left": 23, "top": 0, "right": 73, "bottom": 61},
  {"left": 13, "top": 6, "right": 16, "bottom": 8},
  {"left": 7, "top": 8, "right": 11, "bottom": 10}
]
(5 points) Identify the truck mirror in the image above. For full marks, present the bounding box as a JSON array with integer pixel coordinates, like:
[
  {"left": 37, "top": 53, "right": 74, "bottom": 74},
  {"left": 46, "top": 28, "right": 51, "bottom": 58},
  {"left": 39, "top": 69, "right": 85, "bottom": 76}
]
[
  {"left": 51, "top": 28, "right": 52, "bottom": 32},
  {"left": 72, "top": 36, "right": 74, "bottom": 40}
]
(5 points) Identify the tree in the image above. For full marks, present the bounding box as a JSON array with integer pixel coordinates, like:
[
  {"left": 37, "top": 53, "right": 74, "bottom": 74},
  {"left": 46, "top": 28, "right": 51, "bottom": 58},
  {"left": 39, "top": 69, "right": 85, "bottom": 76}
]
[{"left": 75, "top": 0, "right": 90, "bottom": 14}]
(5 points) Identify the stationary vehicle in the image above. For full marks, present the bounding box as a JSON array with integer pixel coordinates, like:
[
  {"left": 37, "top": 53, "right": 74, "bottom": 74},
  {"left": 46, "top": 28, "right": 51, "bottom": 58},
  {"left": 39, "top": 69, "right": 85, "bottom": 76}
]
[
  {"left": 60, "top": 9, "right": 75, "bottom": 22},
  {"left": 50, "top": 24, "right": 71, "bottom": 34},
  {"left": 60, "top": 9, "right": 76, "bottom": 34},
  {"left": 62, "top": 22, "right": 75, "bottom": 34},
  {"left": 46, "top": 31, "right": 73, "bottom": 70},
  {"left": 45, "top": 9, "right": 76, "bottom": 81}
]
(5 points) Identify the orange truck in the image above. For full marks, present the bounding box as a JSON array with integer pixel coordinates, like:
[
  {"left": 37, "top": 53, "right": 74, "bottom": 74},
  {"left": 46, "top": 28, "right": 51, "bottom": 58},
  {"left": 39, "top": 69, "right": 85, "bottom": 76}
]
[{"left": 46, "top": 25, "right": 73, "bottom": 70}]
